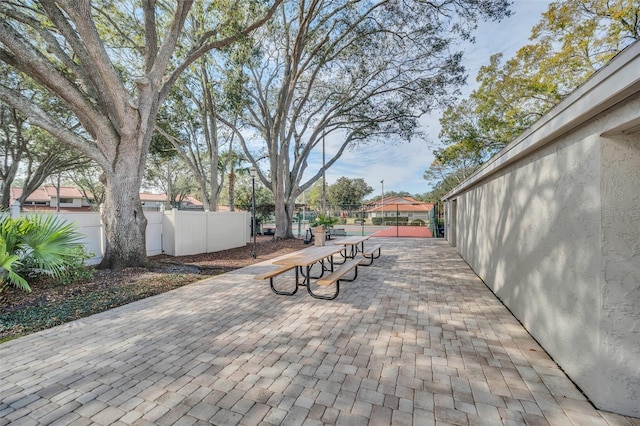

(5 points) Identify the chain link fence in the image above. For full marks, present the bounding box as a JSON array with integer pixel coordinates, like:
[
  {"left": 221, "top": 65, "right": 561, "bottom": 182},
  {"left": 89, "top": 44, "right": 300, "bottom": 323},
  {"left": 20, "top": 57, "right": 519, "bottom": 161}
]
[{"left": 294, "top": 202, "right": 441, "bottom": 238}]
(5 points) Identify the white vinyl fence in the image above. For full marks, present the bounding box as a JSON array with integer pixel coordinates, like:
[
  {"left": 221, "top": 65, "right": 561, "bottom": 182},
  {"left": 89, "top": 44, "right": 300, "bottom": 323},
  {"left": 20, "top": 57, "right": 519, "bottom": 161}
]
[{"left": 4, "top": 208, "right": 251, "bottom": 264}]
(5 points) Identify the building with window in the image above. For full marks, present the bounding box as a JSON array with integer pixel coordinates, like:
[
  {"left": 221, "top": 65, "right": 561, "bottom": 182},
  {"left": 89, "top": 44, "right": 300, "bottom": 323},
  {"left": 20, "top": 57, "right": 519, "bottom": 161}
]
[
  {"left": 139, "top": 193, "right": 204, "bottom": 210},
  {"left": 363, "top": 196, "right": 433, "bottom": 224},
  {"left": 10, "top": 186, "right": 93, "bottom": 211},
  {"left": 10, "top": 187, "right": 204, "bottom": 212}
]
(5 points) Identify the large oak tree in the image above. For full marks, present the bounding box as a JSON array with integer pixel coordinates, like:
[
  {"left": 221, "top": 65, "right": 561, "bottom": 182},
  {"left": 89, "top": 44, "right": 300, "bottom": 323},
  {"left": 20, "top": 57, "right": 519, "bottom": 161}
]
[
  {"left": 0, "top": 0, "right": 280, "bottom": 270},
  {"left": 224, "top": 0, "right": 511, "bottom": 239}
]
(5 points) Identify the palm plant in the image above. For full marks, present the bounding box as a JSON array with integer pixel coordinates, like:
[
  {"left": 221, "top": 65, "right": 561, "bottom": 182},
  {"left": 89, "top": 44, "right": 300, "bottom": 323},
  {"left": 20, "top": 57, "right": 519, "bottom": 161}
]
[
  {"left": 16, "top": 215, "right": 84, "bottom": 278},
  {"left": 0, "top": 215, "right": 87, "bottom": 291},
  {"left": 0, "top": 235, "right": 29, "bottom": 293},
  {"left": 220, "top": 150, "right": 249, "bottom": 212},
  {"left": 312, "top": 214, "right": 340, "bottom": 229}
]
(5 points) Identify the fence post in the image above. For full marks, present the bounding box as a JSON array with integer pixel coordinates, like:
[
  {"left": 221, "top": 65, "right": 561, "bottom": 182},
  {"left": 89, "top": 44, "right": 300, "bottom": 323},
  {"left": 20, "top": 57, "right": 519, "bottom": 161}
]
[
  {"left": 98, "top": 203, "right": 106, "bottom": 260},
  {"left": 10, "top": 200, "right": 20, "bottom": 218}
]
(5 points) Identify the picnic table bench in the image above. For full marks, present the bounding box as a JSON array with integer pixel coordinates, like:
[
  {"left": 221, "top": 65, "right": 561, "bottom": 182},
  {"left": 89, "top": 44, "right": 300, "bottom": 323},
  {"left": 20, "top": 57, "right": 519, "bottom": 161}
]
[
  {"left": 329, "top": 228, "right": 347, "bottom": 237},
  {"left": 332, "top": 236, "right": 382, "bottom": 265},
  {"left": 360, "top": 243, "right": 382, "bottom": 266},
  {"left": 317, "top": 258, "right": 362, "bottom": 288},
  {"left": 254, "top": 245, "right": 362, "bottom": 300},
  {"left": 253, "top": 264, "right": 296, "bottom": 288}
]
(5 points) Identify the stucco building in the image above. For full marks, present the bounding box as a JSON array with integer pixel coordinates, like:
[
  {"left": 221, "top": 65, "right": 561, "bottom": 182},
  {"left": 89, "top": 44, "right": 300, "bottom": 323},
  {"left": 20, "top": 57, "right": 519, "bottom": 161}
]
[{"left": 443, "top": 42, "right": 640, "bottom": 417}]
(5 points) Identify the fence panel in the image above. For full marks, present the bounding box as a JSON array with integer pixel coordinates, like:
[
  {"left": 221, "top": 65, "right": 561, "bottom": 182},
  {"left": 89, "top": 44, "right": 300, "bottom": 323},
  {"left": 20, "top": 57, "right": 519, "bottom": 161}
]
[
  {"left": 206, "top": 211, "right": 250, "bottom": 253},
  {"left": 57, "top": 212, "right": 103, "bottom": 264},
  {"left": 145, "top": 211, "right": 164, "bottom": 257},
  {"left": 4, "top": 209, "right": 249, "bottom": 261},
  {"left": 170, "top": 210, "right": 208, "bottom": 256},
  {"left": 161, "top": 209, "right": 249, "bottom": 256}
]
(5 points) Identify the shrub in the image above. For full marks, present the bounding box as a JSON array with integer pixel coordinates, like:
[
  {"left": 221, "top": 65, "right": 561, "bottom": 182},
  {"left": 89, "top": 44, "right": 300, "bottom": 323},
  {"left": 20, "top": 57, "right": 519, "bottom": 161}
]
[
  {"left": 56, "top": 246, "right": 95, "bottom": 286},
  {"left": 380, "top": 217, "right": 410, "bottom": 225},
  {"left": 410, "top": 219, "right": 426, "bottom": 226},
  {"left": 0, "top": 215, "right": 90, "bottom": 292}
]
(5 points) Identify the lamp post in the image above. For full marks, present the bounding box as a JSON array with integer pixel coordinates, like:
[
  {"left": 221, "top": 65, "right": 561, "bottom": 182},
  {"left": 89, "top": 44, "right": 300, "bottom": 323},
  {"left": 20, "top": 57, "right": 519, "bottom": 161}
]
[
  {"left": 250, "top": 167, "right": 257, "bottom": 259},
  {"left": 380, "top": 180, "right": 384, "bottom": 224},
  {"left": 322, "top": 131, "right": 326, "bottom": 215}
]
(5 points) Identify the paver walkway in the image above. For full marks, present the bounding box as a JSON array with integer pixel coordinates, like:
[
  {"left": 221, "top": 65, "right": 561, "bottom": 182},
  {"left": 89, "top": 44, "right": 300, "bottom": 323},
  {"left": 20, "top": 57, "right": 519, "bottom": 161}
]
[{"left": 1, "top": 239, "right": 638, "bottom": 425}]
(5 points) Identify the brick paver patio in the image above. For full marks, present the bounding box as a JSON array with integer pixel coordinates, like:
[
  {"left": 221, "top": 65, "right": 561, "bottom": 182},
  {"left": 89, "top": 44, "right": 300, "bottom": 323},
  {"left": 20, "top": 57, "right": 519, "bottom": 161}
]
[{"left": 1, "top": 238, "right": 638, "bottom": 425}]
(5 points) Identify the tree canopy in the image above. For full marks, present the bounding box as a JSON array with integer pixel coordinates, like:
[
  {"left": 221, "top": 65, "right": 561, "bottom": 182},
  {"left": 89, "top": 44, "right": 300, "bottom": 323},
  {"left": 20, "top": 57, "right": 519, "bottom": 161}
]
[
  {"left": 0, "top": 0, "right": 280, "bottom": 269},
  {"left": 426, "top": 0, "right": 640, "bottom": 198},
  {"left": 327, "top": 177, "right": 373, "bottom": 209},
  {"left": 224, "top": 0, "right": 510, "bottom": 239}
]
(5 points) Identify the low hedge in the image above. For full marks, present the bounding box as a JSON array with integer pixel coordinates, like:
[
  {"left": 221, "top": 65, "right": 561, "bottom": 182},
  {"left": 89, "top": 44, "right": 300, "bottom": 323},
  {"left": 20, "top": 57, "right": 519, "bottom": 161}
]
[{"left": 373, "top": 217, "right": 428, "bottom": 226}]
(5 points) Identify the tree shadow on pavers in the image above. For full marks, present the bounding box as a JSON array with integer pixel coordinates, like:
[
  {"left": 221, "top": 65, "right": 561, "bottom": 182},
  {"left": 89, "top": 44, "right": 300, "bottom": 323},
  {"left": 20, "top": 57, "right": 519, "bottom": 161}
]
[
  {"left": 0, "top": 238, "right": 599, "bottom": 425},
  {"left": 455, "top": 145, "right": 606, "bottom": 405},
  {"left": 0, "top": 241, "right": 477, "bottom": 422},
  {"left": 0, "top": 270, "right": 316, "bottom": 408}
]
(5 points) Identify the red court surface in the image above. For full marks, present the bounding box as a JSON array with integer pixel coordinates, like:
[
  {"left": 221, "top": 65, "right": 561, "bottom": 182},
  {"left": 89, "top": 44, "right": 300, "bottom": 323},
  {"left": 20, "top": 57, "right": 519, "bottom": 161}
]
[{"left": 371, "top": 225, "right": 433, "bottom": 238}]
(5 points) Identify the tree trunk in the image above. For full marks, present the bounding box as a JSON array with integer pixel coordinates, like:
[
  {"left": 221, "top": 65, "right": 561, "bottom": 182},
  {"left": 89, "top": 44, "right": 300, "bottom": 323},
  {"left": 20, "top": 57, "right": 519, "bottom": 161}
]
[
  {"left": 274, "top": 189, "right": 296, "bottom": 239},
  {"left": 99, "top": 154, "right": 149, "bottom": 271},
  {"left": 229, "top": 170, "right": 236, "bottom": 211},
  {"left": 0, "top": 183, "right": 11, "bottom": 209}
]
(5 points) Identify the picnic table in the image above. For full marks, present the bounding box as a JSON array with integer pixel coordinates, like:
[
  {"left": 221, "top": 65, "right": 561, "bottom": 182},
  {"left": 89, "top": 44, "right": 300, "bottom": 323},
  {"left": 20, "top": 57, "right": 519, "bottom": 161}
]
[
  {"left": 332, "top": 235, "right": 370, "bottom": 258},
  {"left": 273, "top": 245, "right": 344, "bottom": 284},
  {"left": 255, "top": 245, "right": 360, "bottom": 300}
]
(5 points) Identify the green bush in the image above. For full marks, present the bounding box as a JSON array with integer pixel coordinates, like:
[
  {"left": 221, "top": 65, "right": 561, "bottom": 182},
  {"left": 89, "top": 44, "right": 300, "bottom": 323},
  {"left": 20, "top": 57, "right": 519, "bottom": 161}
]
[
  {"left": 410, "top": 219, "right": 426, "bottom": 226},
  {"left": 383, "top": 217, "right": 408, "bottom": 225},
  {"left": 372, "top": 217, "right": 382, "bottom": 225},
  {"left": 56, "top": 246, "right": 95, "bottom": 286},
  {"left": 312, "top": 214, "right": 340, "bottom": 229},
  {"left": 0, "top": 215, "right": 91, "bottom": 293}
]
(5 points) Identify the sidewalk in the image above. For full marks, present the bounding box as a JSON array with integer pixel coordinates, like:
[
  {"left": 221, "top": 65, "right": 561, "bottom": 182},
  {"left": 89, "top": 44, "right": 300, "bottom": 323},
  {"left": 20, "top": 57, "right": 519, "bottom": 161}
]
[{"left": 1, "top": 239, "right": 637, "bottom": 425}]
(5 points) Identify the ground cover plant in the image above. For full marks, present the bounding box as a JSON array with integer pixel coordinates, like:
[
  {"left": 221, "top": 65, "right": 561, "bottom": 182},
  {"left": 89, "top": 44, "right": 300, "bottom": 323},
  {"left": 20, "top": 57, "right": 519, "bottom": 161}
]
[{"left": 0, "top": 236, "right": 305, "bottom": 343}]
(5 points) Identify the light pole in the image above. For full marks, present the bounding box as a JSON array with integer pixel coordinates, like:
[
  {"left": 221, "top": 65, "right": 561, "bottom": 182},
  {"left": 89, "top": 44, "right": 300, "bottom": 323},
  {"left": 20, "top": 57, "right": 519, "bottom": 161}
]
[
  {"left": 322, "top": 131, "right": 326, "bottom": 215},
  {"left": 380, "top": 180, "right": 384, "bottom": 224},
  {"left": 250, "top": 167, "right": 257, "bottom": 259}
]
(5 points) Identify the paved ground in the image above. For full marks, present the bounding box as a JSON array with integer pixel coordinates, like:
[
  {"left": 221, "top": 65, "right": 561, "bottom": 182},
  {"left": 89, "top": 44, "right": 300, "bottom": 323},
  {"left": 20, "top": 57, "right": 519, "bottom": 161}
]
[{"left": 1, "top": 239, "right": 638, "bottom": 425}]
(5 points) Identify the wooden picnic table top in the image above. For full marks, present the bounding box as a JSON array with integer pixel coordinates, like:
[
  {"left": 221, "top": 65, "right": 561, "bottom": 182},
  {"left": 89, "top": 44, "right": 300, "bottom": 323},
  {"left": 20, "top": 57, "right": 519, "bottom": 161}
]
[
  {"left": 332, "top": 235, "right": 371, "bottom": 246},
  {"left": 272, "top": 245, "right": 344, "bottom": 267}
]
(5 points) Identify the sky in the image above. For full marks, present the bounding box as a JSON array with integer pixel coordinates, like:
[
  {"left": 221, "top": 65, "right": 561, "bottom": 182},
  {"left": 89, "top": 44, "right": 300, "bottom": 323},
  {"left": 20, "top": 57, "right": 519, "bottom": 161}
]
[{"left": 312, "top": 0, "right": 553, "bottom": 197}]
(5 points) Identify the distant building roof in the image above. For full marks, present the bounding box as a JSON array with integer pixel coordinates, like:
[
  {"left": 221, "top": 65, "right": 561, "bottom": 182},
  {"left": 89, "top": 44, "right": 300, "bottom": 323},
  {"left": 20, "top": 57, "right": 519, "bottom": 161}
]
[
  {"left": 139, "top": 193, "right": 167, "bottom": 203},
  {"left": 11, "top": 187, "right": 212, "bottom": 211},
  {"left": 140, "top": 193, "right": 203, "bottom": 206},
  {"left": 183, "top": 196, "right": 203, "bottom": 206},
  {"left": 44, "top": 186, "right": 84, "bottom": 198},
  {"left": 11, "top": 186, "right": 85, "bottom": 202}
]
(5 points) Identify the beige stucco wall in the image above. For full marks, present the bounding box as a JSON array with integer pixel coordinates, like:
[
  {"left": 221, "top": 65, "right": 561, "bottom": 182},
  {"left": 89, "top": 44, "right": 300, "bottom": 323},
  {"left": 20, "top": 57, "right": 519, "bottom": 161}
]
[
  {"left": 444, "top": 91, "right": 640, "bottom": 417},
  {"left": 599, "top": 133, "right": 640, "bottom": 412}
]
